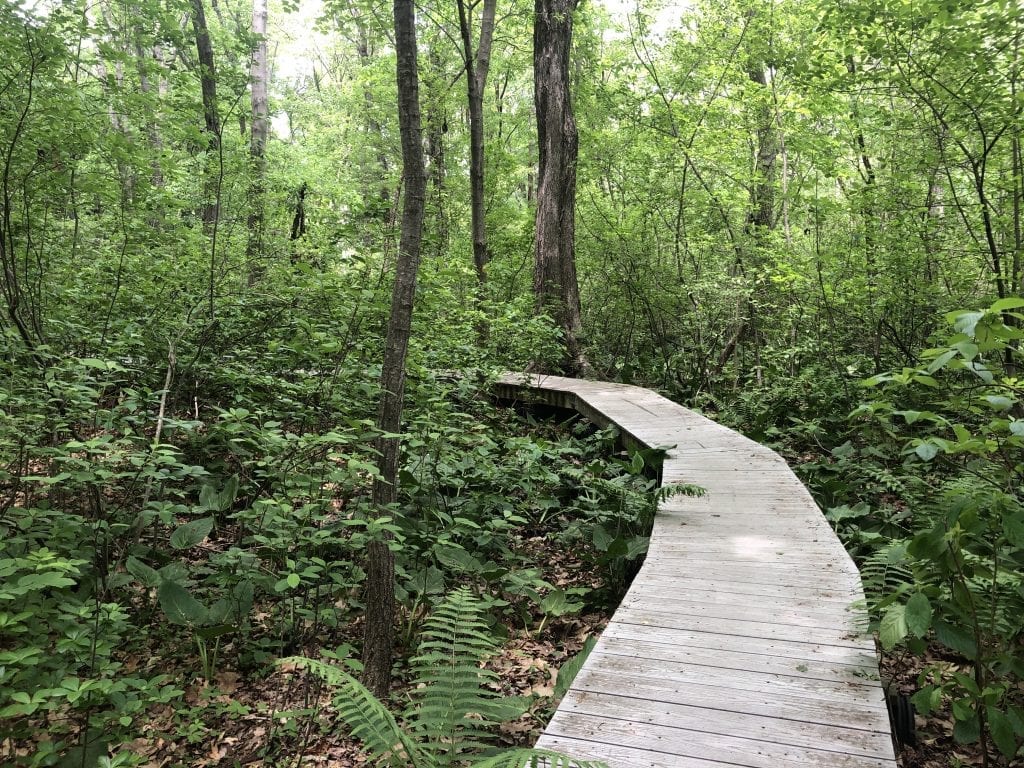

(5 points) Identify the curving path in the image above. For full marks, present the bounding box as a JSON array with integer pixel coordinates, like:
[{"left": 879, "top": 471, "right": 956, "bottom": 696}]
[{"left": 495, "top": 374, "right": 898, "bottom": 768}]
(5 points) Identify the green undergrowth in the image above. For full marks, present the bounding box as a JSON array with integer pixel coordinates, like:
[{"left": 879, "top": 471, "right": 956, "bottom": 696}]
[{"left": 1, "top": 328, "right": 660, "bottom": 766}]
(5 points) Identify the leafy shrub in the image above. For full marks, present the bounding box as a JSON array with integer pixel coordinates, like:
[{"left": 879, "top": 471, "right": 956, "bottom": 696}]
[{"left": 846, "top": 299, "right": 1024, "bottom": 761}]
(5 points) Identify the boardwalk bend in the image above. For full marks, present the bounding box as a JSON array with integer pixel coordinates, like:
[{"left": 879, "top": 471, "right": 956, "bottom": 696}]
[{"left": 495, "top": 374, "right": 898, "bottom": 768}]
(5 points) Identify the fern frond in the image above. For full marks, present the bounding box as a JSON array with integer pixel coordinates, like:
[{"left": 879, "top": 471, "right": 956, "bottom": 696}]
[
  {"left": 280, "top": 656, "right": 424, "bottom": 768},
  {"left": 859, "top": 541, "right": 913, "bottom": 610},
  {"left": 407, "top": 587, "right": 503, "bottom": 767},
  {"left": 472, "top": 747, "right": 609, "bottom": 768}
]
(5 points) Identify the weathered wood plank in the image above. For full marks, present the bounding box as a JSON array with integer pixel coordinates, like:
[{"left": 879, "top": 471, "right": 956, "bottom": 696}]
[
  {"left": 495, "top": 374, "right": 896, "bottom": 767},
  {"left": 560, "top": 689, "right": 895, "bottom": 756},
  {"left": 544, "top": 711, "right": 895, "bottom": 768},
  {"left": 591, "top": 634, "right": 880, "bottom": 683}
]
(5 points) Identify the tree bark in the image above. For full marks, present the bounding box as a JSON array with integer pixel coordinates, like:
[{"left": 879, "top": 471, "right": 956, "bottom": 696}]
[
  {"left": 533, "top": 0, "right": 588, "bottom": 375},
  {"left": 457, "top": 0, "right": 497, "bottom": 287},
  {"left": 361, "top": 0, "right": 427, "bottom": 700},
  {"left": 190, "top": 0, "right": 221, "bottom": 232},
  {"left": 246, "top": 0, "right": 269, "bottom": 285}
]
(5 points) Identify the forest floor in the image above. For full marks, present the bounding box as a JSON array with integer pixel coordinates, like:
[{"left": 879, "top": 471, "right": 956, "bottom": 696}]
[
  {"left": 106, "top": 531, "right": 609, "bottom": 767},
  {"left": 883, "top": 652, "right": 991, "bottom": 768}
]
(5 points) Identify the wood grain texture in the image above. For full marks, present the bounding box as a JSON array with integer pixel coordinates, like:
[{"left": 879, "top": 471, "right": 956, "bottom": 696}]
[{"left": 496, "top": 374, "right": 897, "bottom": 767}]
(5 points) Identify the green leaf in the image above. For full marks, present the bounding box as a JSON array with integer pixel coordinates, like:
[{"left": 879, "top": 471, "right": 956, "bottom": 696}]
[
  {"left": 194, "top": 623, "right": 235, "bottom": 641},
  {"left": 286, "top": 573, "right": 301, "bottom": 589},
  {"left": 904, "top": 592, "right": 932, "bottom": 638},
  {"left": 125, "top": 556, "right": 160, "bottom": 588},
  {"left": 554, "top": 636, "right": 597, "bottom": 700},
  {"left": 1002, "top": 512, "right": 1024, "bottom": 548},
  {"left": 434, "top": 544, "right": 482, "bottom": 573},
  {"left": 914, "top": 441, "right": 939, "bottom": 461},
  {"left": 879, "top": 604, "right": 908, "bottom": 650},
  {"left": 170, "top": 517, "right": 213, "bottom": 549},
  {"left": 934, "top": 619, "right": 977, "bottom": 659},
  {"left": 591, "top": 525, "right": 613, "bottom": 552},
  {"left": 953, "top": 711, "right": 980, "bottom": 744},
  {"left": 988, "top": 708, "right": 1019, "bottom": 758},
  {"left": 926, "top": 349, "right": 957, "bottom": 373},
  {"left": 157, "top": 581, "right": 209, "bottom": 626},
  {"left": 990, "top": 297, "right": 1024, "bottom": 312},
  {"left": 540, "top": 589, "right": 584, "bottom": 617},
  {"left": 983, "top": 395, "right": 1014, "bottom": 412}
]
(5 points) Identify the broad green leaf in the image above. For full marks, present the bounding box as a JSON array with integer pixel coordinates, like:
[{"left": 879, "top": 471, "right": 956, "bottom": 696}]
[
  {"left": 914, "top": 441, "right": 939, "bottom": 461},
  {"left": 286, "top": 573, "right": 301, "bottom": 589},
  {"left": 934, "top": 619, "right": 977, "bottom": 659},
  {"left": 540, "top": 589, "right": 584, "bottom": 617},
  {"left": 434, "top": 544, "right": 482, "bottom": 573},
  {"left": 969, "top": 362, "right": 994, "bottom": 384},
  {"left": 157, "top": 581, "right": 209, "bottom": 625},
  {"left": 125, "top": 556, "right": 160, "bottom": 588},
  {"left": 951, "top": 341, "right": 979, "bottom": 360},
  {"left": 983, "top": 395, "right": 1013, "bottom": 412},
  {"left": 170, "top": 517, "right": 214, "bottom": 549},
  {"left": 987, "top": 708, "right": 1018, "bottom": 758},
  {"left": 1002, "top": 512, "right": 1024, "bottom": 548},
  {"left": 990, "top": 297, "right": 1024, "bottom": 312},
  {"left": 926, "top": 349, "right": 957, "bottom": 372},
  {"left": 879, "top": 604, "right": 907, "bottom": 650},
  {"left": 194, "top": 623, "right": 235, "bottom": 641},
  {"left": 199, "top": 484, "right": 218, "bottom": 510},
  {"left": 951, "top": 310, "right": 984, "bottom": 336},
  {"left": 591, "top": 525, "right": 613, "bottom": 552},
  {"left": 953, "top": 712, "right": 981, "bottom": 744},
  {"left": 16, "top": 572, "right": 76, "bottom": 591},
  {"left": 904, "top": 592, "right": 932, "bottom": 638}
]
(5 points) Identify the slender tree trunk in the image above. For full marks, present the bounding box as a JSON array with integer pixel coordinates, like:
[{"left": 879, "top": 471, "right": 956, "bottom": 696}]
[
  {"left": 424, "top": 47, "right": 448, "bottom": 261},
  {"left": 712, "top": 62, "right": 779, "bottom": 381},
  {"left": 190, "top": 0, "right": 221, "bottom": 232},
  {"left": 134, "top": 36, "right": 164, "bottom": 191},
  {"left": 361, "top": 0, "right": 427, "bottom": 699},
  {"left": 290, "top": 182, "right": 307, "bottom": 242},
  {"left": 456, "top": 0, "right": 497, "bottom": 286},
  {"left": 533, "top": 0, "right": 588, "bottom": 375},
  {"left": 246, "top": 0, "right": 269, "bottom": 286}
]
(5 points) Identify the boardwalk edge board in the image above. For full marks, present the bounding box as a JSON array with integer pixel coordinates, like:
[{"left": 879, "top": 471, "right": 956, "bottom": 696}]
[{"left": 495, "top": 373, "right": 898, "bottom": 768}]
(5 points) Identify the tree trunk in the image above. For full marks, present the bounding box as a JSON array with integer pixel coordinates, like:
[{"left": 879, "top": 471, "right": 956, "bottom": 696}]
[
  {"left": 190, "top": 0, "right": 221, "bottom": 232},
  {"left": 361, "top": 0, "right": 427, "bottom": 700},
  {"left": 134, "top": 35, "right": 164, "bottom": 191},
  {"left": 457, "top": 0, "right": 497, "bottom": 287},
  {"left": 533, "top": 0, "right": 588, "bottom": 375},
  {"left": 424, "top": 47, "right": 448, "bottom": 261},
  {"left": 246, "top": 0, "right": 269, "bottom": 286}
]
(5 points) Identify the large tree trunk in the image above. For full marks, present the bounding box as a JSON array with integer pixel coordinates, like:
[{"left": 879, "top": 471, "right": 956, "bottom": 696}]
[
  {"left": 456, "top": 0, "right": 497, "bottom": 286},
  {"left": 361, "top": 0, "right": 427, "bottom": 699},
  {"left": 246, "top": 0, "right": 269, "bottom": 285},
  {"left": 190, "top": 0, "right": 221, "bottom": 232},
  {"left": 533, "top": 0, "right": 588, "bottom": 375}
]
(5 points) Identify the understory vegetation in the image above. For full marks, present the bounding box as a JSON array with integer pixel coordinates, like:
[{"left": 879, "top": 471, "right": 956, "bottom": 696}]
[{"left": 1, "top": 0, "right": 1023, "bottom": 766}]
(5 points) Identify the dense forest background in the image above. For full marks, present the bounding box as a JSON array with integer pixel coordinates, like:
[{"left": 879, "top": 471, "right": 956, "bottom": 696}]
[{"left": 1, "top": 0, "right": 1022, "bottom": 766}]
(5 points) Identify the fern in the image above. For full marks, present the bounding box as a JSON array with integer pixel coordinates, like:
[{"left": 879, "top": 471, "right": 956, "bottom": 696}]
[
  {"left": 281, "top": 656, "right": 424, "bottom": 767},
  {"left": 281, "top": 588, "right": 607, "bottom": 768},
  {"left": 473, "top": 748, "right": 608, "bottom": 768},
  {"left": 859, "top": 540, "right": 914, "bottom": 611},
  {"left": 408, "top": 587, "right": 514, "bottom": 766}
]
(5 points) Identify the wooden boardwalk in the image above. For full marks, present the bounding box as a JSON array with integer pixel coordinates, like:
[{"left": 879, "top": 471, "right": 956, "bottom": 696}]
[{"left": 495, "top": 374, "right": 897, "bottom": 768}]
